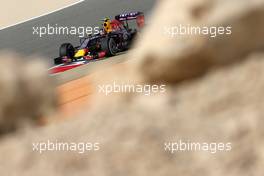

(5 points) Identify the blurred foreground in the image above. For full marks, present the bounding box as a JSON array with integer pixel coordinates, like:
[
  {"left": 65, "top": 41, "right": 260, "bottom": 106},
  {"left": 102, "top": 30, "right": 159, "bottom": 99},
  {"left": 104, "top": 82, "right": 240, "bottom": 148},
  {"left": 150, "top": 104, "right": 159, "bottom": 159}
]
[{"left": 0, "top": 0, "right": 264, "bottom": 175}]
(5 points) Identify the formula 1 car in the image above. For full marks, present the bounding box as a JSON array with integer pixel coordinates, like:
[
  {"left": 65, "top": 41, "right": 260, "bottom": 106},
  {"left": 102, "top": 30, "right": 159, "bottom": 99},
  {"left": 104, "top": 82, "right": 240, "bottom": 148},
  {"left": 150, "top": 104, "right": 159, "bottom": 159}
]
[{"left": 54, "top": 11, "right": 145, "bottom": 65}]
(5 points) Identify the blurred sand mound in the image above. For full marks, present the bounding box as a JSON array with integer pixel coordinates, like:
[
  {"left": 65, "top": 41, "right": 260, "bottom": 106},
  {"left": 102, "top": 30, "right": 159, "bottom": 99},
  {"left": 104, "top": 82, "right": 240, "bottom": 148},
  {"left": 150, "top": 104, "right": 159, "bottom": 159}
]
[
  {"left": 0, "top": 53, "right": 57, "bottom": 135},
  {"left": 1, "top": 53, "right": 264, "bottom": 176},
  {"left": 1, "top": 0, "right": 264, "bottom": 175},
  {"left": 131, "top": 0, "right": 264, "bottom": 83}
]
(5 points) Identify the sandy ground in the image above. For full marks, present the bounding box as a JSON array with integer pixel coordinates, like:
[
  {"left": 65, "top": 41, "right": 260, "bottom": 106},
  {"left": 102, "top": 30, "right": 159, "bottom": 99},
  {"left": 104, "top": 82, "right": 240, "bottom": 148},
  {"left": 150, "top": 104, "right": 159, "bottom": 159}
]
[
  {"left": 56, "top": 74, "right": 94, "bottom": 118},
  {"left": 0, "top": 0, "right": 80, "bottom": 28},
  {"left": 54, "top": 59, "right": 126, "bottom": 119},
  {"left": 50, "top": 54, "right": 127, "bottom": 120}
]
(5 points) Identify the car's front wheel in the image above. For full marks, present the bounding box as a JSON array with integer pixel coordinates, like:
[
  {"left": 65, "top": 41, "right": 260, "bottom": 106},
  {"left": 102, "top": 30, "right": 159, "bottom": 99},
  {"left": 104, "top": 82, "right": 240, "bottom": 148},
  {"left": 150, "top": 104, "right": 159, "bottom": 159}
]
[{"left": 59, "top": 43, "right": 75, "bottom": 58}]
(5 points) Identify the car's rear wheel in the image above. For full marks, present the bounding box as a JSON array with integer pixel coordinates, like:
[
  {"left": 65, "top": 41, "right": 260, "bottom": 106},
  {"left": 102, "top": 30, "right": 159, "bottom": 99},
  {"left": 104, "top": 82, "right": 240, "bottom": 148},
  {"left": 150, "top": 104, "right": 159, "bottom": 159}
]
[
  {"left": 59, "top": 43, "right": 75, "bottom": 58},
  {"left": 101, "top": 37, "right": 118, "bottom": 56}
]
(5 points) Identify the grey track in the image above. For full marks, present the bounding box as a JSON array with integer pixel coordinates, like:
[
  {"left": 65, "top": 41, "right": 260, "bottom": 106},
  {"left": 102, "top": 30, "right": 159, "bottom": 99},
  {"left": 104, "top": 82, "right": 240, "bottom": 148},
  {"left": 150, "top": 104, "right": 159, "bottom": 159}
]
[{"left": 0, "top": 0, "right": 156, "bottom": 65}]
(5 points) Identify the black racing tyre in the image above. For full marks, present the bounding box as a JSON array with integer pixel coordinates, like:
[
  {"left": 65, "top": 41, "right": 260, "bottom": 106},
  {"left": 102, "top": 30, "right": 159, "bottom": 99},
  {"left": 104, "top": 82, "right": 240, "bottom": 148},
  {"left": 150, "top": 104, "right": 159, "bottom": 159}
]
[
  {"left": 101, "top": 37, "right": 117, "bottom": 57},
  {"left": 54, "top": 57, "right": 63, "bottom": 65},
  {"left": 130, "top": 30, "right": 138, "bottom": 42},
  {"left": 127, "top": 30, "right": 138, "bottom": 49},
  {"left": 59, "top": 43, "right": 75, "bottom": 58}
]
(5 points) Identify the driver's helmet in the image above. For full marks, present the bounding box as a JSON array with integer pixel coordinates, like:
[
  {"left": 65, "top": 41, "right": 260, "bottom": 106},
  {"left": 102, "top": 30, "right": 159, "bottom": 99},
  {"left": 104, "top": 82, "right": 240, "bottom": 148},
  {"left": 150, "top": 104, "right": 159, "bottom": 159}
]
[{"left": 103, "top": 17, "right": 112, "bottom": 33}]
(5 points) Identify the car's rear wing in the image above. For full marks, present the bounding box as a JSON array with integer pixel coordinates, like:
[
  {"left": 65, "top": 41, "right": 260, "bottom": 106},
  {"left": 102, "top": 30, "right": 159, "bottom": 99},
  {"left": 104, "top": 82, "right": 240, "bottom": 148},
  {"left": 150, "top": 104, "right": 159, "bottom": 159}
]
[
  {"left": 115, "top": 12, "right": 145, "bottom": 28},
  {"left": 115, "top": 12, "right": 143, "bottom": 21}
]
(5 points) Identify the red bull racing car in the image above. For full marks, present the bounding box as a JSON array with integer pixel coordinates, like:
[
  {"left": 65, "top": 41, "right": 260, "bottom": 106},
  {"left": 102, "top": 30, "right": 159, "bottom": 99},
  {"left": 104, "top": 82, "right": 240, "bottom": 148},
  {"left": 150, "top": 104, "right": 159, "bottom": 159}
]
[{"left": 53, "top": 11, "right": 145, "bottom": 66}]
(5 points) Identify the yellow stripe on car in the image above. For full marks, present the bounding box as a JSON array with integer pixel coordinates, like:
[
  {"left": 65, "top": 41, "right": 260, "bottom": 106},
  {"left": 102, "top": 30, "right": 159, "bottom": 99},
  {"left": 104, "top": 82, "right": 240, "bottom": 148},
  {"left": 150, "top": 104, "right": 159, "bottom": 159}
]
[{"left": 74, "top": 49, "right": 86, "bottom": 57}]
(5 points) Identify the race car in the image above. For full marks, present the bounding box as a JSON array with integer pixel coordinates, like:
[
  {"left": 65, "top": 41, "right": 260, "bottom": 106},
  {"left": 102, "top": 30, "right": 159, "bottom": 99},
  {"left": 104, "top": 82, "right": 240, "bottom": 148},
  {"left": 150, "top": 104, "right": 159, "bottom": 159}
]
[{"left": 54, "top": 11, "right": 145, "bottom": 65}]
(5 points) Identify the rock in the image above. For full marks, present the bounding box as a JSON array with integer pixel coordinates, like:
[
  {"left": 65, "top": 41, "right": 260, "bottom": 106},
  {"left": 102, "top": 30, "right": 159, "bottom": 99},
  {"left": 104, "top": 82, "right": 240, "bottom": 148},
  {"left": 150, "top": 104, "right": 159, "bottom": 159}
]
[
  {"left": 0, "top": 52, "right": 57, "bottom": 135},
  {"left": 0, "top": 53, "right": 264, "bottom": 176},
  {"left": 130, "top": 0, "right": 264, "bottom": 83}
]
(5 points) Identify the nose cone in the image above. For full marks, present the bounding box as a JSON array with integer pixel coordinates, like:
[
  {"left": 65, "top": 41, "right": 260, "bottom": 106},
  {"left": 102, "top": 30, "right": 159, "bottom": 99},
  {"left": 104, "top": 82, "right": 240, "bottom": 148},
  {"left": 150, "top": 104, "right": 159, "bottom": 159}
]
[{"left": 74, "top": 49, "right": 86, "bottom": 57}]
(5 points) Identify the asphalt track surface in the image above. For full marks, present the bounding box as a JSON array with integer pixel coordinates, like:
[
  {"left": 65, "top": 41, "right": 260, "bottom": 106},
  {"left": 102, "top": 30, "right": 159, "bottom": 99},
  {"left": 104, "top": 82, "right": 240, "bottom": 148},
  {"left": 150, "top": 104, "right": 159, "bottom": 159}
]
[
  {"left": 53, "top": 53, "right": 126, "bottom": 85},
  {"left": 0, "top": 0, "right": 156, "bottom": 65}
]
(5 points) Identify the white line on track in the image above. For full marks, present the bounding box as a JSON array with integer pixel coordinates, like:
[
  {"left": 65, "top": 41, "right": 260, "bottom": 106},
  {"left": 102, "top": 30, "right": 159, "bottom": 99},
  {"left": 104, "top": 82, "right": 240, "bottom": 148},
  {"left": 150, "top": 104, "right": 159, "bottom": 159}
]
[{"left": 0, "top": 0, "right": 85, "bottom": 31}]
